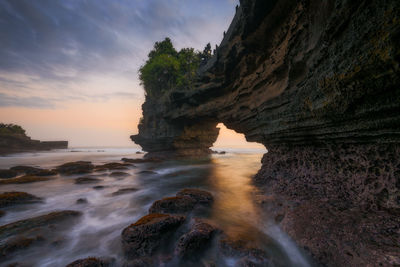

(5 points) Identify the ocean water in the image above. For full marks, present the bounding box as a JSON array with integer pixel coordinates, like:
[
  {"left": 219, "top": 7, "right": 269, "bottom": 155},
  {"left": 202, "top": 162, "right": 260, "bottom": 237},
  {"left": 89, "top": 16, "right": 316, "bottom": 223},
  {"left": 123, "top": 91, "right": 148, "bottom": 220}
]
[{"left": 0, "top": 148, "right": 311, "bottom": 267}]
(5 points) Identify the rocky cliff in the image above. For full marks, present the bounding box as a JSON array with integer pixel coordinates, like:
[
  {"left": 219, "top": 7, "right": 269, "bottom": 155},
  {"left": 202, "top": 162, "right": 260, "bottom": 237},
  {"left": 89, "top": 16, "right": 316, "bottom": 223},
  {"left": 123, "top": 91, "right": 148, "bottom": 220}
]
[
  {"left": 132, "top": 0, "right": 400, "bottom": 265},
  {"left": 0, "top": 127, "right": 68, "bottom": 155}
]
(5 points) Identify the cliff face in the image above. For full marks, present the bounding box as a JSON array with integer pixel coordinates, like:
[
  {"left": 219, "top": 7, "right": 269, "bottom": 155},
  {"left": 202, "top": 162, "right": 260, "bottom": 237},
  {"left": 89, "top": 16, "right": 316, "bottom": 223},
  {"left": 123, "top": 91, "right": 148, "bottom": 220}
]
[{"left": 132, "top": 0, "right": 400, "bottom": 265}]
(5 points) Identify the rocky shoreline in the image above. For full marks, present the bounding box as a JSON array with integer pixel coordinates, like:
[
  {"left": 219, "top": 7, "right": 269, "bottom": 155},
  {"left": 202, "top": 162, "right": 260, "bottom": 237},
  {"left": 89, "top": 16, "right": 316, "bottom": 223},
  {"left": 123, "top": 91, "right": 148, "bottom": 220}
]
[
  {"left": 131, "top": 0, "right": 400, "bottom": 266},
  {"left": 0, "top": 157, "right": 276, "bottom": 267}
]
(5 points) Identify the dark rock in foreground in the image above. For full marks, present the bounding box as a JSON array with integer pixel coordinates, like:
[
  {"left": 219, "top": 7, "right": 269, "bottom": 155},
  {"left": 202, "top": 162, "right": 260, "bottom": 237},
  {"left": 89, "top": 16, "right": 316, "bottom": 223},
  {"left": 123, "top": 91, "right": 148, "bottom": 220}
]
[
  {"left": 65, "top": 257, "right": 115, "bottom": 267},
  {"left": 121, "top": 213, "right": 185, "bottom": 258},
  {"left": 111, "top": 188, "right": 138, "bottom": 196},
  {"left": 95, "top": 162, "right": 132, "bottom": 171},
  {"left": 0, "top": 192, "right": 42, "bottom": 208},
  {"left": 0, "top": 210, "right": 82, "bottom": 240},
  {"left": 0, "top": 169, "right": 17, "bottom": 179},
  {"left": 149, "top": 196, "right": 196, "bottom": 214},
  {"left": 9, "top": 166, "right": 56, "bottom": 176},
  {"left": 56, "top": 161, "right": 94, "bottom": 175},
  {"left": 175, "top": 219, "right": 220, "bottom": 259},
  {"left": 0, "top": 175, "right": 52, "bottom": 185},
  {"left": 219, "top": 237, "right": 270, "bottom": 266},
  {"left": 76, "top": 198, "right": 88, "bottom": 204},
  {"left": 0, "top": 235, "right": 44, "bottom": 260},
  {"left": 176, "top": 188, "right": 214, "bottom": 205},
  {"left": 74, "top": 177, "right": 102, "bottom": 184}
]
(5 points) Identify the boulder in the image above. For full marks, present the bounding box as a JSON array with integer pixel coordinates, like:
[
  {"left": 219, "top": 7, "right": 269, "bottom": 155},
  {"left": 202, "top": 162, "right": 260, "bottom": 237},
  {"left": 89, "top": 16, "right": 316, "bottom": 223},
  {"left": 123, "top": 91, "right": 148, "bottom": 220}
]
[
  {"left": 111, "top": 188, "right": 138, "bottom": 196},
  {"left": 175, "top": 219, "right": 220, "bottom": 259},
  {"left": 76, "top": 198, "right": 88, "bottom": 204},
  {"left": 10, "top": 166, "right": 42, "bottom": 175},
  {"left": 74, "top": 177, "right": 102, "bottom": 184},
  {"left": 176, "top": 188, "right": 214, "bottom": 205},
  {"left": 56, "top": 161, "right": 94, "bottom": 175},
  {"left": 65, "top": 257, "right": 115, "bottom": 267},
  {"left": 0, "top": 192, "right": 42, "bottom": 208},
  {"left": 0, "top": 210, "right": 82, "bottom": 240},
  {"left": 219, "top": 237, "right": 270, "bottom": 266},
  {"left": 149, "top": 196, "right": 196, "bottom": 214},
  {"left": 95, "top": 162, "right": 132, "bottom": 170},
  {"left": 0, "top": 235, "right": 44, "bottom": 259},
  {"left": 0, "top": 169, "right": 17, "bottom": 179},
  {"left": 9, "top": 166, "right": 57, "bottom": 176},
  {"left": 121, "top": 213, "right": 185, "bottom": 258},
  {"left": 0, "top": 175, "right": 52, "bottom": 185}
]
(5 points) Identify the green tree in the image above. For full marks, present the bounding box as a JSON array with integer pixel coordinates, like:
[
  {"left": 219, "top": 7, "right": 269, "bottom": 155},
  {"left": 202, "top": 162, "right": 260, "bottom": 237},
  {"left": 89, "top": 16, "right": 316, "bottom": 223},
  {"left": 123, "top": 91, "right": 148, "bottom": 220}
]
[{"left": 138, "top": 38, "right": 206, "bottom": 97}]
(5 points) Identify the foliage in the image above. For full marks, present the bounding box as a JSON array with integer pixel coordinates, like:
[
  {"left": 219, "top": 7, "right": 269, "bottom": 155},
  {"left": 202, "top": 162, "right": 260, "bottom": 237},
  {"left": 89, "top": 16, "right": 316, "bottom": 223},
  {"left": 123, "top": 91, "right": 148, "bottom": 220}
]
[
  {"left": 139, "top": 38, "right": 213, "bottom": 97},
  {"left": 0, "top": 123, "right": 26, "bottom": 135}
]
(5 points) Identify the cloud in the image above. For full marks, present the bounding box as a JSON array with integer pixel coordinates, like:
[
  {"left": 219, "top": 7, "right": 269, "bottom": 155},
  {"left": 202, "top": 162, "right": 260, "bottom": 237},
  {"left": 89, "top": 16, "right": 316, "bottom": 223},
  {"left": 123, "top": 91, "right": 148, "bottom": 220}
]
[{"left": 0, "top": 0, "right": 238, "bottom": 108}]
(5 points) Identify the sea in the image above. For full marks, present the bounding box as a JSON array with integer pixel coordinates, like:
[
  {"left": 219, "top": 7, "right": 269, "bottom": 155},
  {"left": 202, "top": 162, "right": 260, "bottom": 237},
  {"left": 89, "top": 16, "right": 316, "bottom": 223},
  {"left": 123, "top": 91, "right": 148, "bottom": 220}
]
[{"left": 0, "top": 147, "right": 312, "bottom": 267}]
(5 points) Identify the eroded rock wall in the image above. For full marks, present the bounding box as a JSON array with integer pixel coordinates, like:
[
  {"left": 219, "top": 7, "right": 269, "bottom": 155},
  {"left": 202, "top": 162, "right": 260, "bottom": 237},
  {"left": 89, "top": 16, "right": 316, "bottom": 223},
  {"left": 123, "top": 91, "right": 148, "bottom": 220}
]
[{"left": 132, "top": 0, "right": 400, "bottom": 265}]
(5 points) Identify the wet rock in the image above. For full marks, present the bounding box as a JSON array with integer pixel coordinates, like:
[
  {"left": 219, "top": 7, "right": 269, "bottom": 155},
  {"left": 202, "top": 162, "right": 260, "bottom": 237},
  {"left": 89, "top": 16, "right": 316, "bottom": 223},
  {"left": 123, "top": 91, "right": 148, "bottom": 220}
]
[
  {"left": 0, "top": 169, "right": 17, "bottom": 179},
  {"left": 0, "top": 192, "right": 42, "bottom": 208},
  {"left": 65, "top": 257, "right": 115, "bottom": 267},
  {"left": 122, "top": 158, "right": 160, "bottom": 164},
  {"left": 56, "top": 161, "right": 94, "bottom": 175},
  {"left": 0, "top": 210, "right": 81, "bottom": 240},
  {"left": 121, "top": 213, "right": 186, "bottom": 258},
  {"left": 136, "top": 151, "right": 144, "bottom": 154},
  {"left": 76, "top": 198, "right": 88, "bottom": 204},
  {"left": 176, "top": 188, "right": 214, "bottom": 205},
  {"left": 93, "top": 185, "right": 106, "bottom": 190},
  {"left": 10, "top": 166, "right": 42, "bottom": 175},
  {"left": 95, "top": 162, "right": 132, "bottom": 170},
  {"left": 149, "top": 196, "right": 196, "bottom": 214},
  {"left": 111, "top": 188, "right": 138, "bottom": 196},
  {"left": 0, "top": 210, "right": 5, "bottom": 217},
  {"left": 109, "top": 171, "right": 130, "bottom": 177},
  {"left": 0, "top": 175, "right": 52, "bottom": 185},
  {"left": 122, "top": 257, "right": 154, "bottom": 267},
  {"left": 75, "top": 177, "right": 102, "bottom": 184},
  {"left": 219, "top": 237, "right": 269, "bottom": 265},
  {"left": 0, "top": 235, "right": 44, "bottom": 259},
  {"left": 175, "top": 219, "right": 220, "bottom": 259},
  {"left": 35, "top": 169, "right": 58, "bottom": 176}
]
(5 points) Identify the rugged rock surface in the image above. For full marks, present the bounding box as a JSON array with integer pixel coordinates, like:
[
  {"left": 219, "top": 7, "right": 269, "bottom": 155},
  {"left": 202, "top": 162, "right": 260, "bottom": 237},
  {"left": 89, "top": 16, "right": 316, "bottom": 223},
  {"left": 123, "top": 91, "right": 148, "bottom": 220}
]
[
  {"left": 0, "top": 210, "right": 81, "bottom": 240},
  {"left": 0, "top": 169, "right": 18, "bottom": 179},
  {"left": 0, "top": 192, "right": 42, "bottom": 208},
  {"left": 65, "top": 257, "right": 115, "bottom": 267},
  {"left": 175, "top": 219, "right": 219, "bottom": 260},
  {"left": 74, "top": 176, "right": 102, "bottom": 184},
  {"left": 121, "top": 213, "right": 186, "bottom": 259},
  {"left": 131, "top": 0, "right": 400, "bottom": 265},
  {"left": 0, "top": 175, "right": 52, "bottom": 185},
  {"left": 56, "top": 161, "right": 95, "bottom": 175}
]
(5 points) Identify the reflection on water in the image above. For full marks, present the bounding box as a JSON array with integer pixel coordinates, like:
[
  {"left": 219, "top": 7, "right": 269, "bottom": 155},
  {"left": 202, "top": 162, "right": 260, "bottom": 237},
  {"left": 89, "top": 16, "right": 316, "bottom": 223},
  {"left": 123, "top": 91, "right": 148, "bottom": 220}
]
[{"left": 0, "top": 148, "right": 310, "bottom": 266}]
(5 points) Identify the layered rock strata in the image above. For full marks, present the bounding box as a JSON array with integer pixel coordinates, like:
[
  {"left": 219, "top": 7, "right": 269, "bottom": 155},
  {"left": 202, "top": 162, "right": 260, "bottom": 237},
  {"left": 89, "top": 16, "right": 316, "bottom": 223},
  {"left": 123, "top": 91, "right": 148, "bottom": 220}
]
[{"left": 132, "top": 0, "right": 400, "bottom": 265}]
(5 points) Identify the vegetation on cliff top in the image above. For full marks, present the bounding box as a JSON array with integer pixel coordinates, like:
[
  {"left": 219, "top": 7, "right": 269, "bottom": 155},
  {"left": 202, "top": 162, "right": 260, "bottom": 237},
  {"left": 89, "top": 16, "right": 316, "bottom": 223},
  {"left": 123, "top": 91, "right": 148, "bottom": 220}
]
[
  {"left": 139, "top": 38, "right": 212, "bottom": 97},
  {"left": 0, "top": 123, "right": 26, "bottom": 136}
]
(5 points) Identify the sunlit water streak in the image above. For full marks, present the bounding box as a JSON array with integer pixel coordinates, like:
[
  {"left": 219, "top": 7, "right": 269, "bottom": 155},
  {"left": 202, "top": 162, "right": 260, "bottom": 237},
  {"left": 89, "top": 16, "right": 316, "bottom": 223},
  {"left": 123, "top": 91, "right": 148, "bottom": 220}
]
[{"left": 0, "top": 148, "right": 311, "bottom": 267}]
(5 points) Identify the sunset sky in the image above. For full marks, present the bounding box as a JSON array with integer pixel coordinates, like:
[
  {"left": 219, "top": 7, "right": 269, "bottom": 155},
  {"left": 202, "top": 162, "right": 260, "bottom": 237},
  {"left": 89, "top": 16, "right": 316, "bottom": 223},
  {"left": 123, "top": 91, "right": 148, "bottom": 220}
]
[{"left": 0, "top": 0, "right": 263, "bottom": 149}]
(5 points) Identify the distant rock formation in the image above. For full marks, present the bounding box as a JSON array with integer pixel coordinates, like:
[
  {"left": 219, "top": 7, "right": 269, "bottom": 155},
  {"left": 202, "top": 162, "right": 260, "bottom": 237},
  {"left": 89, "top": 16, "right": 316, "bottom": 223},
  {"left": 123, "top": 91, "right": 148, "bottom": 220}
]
[
  {"left": 0, "top": 124, "right": 68, "bottom": 155},
  {"left": 132, "top": 0, "right": 400, "bottom": 266}
]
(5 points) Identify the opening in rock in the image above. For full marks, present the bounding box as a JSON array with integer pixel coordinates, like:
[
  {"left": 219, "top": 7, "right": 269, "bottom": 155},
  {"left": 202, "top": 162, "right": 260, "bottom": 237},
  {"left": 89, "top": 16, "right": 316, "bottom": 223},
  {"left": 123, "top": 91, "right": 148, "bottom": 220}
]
[{"left": 212, "top": 123, "right": 266, "bottom": 152}]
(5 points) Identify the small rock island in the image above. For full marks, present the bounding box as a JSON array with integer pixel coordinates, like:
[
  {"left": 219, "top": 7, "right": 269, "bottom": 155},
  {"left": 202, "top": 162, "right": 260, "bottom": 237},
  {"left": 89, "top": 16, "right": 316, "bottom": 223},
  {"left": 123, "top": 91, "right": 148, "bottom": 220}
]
[{"left": 0, "top": 123, "right": 68, "bottom": 155}]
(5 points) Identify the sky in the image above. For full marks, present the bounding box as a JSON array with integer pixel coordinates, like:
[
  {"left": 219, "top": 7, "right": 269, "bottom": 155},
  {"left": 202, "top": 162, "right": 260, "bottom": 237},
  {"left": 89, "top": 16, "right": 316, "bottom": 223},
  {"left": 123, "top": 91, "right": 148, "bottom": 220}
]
[{"left": 0, "top": 0, "right": 263, "bottom": 149}]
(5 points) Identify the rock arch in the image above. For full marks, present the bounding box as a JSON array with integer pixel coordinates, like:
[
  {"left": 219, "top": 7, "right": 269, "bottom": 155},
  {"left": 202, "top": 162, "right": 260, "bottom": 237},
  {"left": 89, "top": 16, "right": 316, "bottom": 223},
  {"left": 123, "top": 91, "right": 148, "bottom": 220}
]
[{"left": 132, "top": 0, "right": 400, "bottom": 266}]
